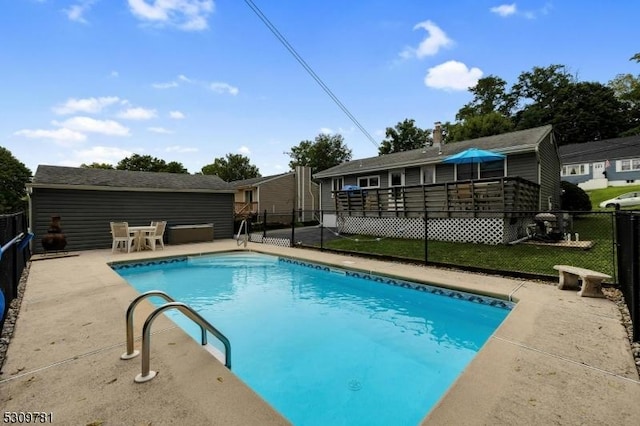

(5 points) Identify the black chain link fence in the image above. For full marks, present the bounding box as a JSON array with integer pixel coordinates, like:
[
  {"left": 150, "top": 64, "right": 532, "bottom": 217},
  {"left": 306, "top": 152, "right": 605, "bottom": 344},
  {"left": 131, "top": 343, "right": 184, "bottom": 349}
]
[
  {"left": 615, "top": 212, "right": 640, "bottom": 342},
  {"left": 0, "top": 212, "right": 30, "bottom": 328},
  {"left": 246, "top": 209, "right": 617, "bottom": 282}
]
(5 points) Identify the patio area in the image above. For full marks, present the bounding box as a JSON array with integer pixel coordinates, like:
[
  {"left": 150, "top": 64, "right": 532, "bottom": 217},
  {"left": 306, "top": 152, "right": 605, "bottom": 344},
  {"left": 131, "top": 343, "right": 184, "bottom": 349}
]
[{"left": 1, "top": 239, "right": 639, "bottom": 424}]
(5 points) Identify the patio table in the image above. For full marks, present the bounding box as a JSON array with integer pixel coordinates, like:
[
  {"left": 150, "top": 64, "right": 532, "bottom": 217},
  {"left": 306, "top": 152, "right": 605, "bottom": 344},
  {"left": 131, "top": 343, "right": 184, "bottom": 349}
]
[{"left": 128, "top": 225, "right": 157, "bottom": 251}]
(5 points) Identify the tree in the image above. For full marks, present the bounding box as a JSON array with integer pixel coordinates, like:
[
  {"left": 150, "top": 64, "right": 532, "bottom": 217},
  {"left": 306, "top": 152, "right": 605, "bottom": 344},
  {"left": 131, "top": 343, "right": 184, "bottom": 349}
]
[
  {"left": 116, "top": 154, "right": 188, "bottom": 173},
  {"left": 201, "top": 153, "right": 260, "bottom": 182},
  {"left": 163, "top": 161, "right": 188, "bottom": 174},
  {"left": 80, "top": 162, "right": 115, "bottom": 169},
  {"left": 288, "top": 133, "right": 352, "bottom": 174},
  {"left": 510, "top": 64, "right": 575, "bottom": 131},
  {"left": 456, "top": 76, "right": 514, "bottom": 121},
  {"left": 378, "top": 119, "right": 431, "bottom": 155},
  {"left": 445, "top": 112, "right": 515, "bottom": 142},
  {"left": 552, "top": 81, "right": 628, "bottom": 144},
  {"left": 608, "top": 54, "right": 640, "bottom": 136},
  {"left": 0, "top": 147, "right": 32, "bottom": 213}
]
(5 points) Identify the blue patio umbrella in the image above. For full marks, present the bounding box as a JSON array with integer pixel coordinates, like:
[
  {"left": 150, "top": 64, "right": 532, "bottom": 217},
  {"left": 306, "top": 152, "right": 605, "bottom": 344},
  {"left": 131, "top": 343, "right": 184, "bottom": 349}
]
[{"left": 442, "top": 147, "right": 505, "bottom": 179}]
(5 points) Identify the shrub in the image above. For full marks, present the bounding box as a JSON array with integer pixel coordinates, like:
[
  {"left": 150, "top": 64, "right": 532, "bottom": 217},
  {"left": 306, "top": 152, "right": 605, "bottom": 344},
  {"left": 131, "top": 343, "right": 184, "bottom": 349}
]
[{"left": 561, "top": 181, "right": 592, "bottom": 211}]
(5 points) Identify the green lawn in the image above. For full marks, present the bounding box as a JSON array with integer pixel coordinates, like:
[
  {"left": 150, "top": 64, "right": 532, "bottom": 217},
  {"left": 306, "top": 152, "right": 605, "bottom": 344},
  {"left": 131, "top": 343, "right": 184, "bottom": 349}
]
[
  {"left": 587, "top": 184, "right": 640, "bottom": 210},
  {"left": 318, "top": 187, "right": 628, "bottom": 281},
  {"left": 322, "top": 214, "right": 616, "bottom": 280}
]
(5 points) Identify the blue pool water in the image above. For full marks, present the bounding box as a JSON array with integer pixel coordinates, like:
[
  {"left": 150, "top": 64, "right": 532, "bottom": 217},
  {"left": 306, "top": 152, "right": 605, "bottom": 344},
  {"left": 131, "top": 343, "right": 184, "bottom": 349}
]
[{"left": 114, "top": 252, "right": 511, "bottom": 425}]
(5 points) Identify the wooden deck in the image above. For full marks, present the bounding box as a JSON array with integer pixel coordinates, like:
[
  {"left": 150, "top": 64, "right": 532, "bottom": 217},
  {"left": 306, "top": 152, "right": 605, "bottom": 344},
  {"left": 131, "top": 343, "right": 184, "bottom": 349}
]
[{"left": 334, "top": 177, "right": 540, "bottom": 218}]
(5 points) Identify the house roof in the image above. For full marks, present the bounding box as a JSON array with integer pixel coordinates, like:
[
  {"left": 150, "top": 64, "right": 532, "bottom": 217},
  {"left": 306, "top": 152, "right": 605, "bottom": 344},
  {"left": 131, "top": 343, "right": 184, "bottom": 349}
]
[
  {"left": 231, "top": 172, "right": 292, "bottom": 188},
  {"left": 314, "top": 125, "right": 553, "bottom": 178},
  {"left": 558, "top": 134, "right": 640, "bottom": 164},
  {"left": 29, "top": 165, "right": 235, "bottom": 193}
]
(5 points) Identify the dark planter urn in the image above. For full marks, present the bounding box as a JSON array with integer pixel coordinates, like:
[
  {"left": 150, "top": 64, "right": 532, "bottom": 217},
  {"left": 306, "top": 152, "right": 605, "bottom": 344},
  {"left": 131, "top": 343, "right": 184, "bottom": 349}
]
[{"left": 41, "top": 215, "right": 67, "bottom": 252}]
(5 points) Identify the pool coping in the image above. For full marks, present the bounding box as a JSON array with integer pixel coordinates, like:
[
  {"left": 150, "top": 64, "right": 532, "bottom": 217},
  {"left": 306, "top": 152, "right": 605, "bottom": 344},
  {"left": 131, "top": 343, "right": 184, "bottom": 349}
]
[{"left": 1, "top": 239, "right": 639, "bottom": 425}]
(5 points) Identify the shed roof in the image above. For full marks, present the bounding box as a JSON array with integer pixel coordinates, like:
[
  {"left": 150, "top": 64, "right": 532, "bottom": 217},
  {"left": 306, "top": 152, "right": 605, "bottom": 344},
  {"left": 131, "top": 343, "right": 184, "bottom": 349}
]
[
  {"left": 29, "top": 165, "right": 235, "bottom": 193},
  {"left": 558, "top": 134, "right": 640, "bottom": 164},
  {"left": 314, "top": 125, "right": 553, "bottom": 178},
  {"left": 231, "top": 172, "right": 292, "bottom": 188}
]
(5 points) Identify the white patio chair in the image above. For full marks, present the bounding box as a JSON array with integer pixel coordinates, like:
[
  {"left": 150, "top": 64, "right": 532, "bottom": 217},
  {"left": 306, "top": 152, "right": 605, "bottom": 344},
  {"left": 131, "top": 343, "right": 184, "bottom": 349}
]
[
  {"left": 144, "top": 221, "right": 166, "bottom": 251},
  {"left": 111, "top": 222, "right": 136, "bottom": 253}
]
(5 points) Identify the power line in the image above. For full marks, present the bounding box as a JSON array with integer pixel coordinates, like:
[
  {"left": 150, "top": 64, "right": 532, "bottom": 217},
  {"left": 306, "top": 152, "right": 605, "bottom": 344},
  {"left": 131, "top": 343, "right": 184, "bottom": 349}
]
[{"left": 243, "top": 0, "right": 380, "bottom": 149}]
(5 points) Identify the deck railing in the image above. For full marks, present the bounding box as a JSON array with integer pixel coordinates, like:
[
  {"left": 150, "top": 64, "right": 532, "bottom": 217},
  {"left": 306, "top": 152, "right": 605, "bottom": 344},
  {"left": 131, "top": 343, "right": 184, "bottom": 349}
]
[
  {"left": 234, "top": 202, "right": 258, "bottom": 215},
  {"left": 333, "top": 177, "right": 540, "bottom": 218}
]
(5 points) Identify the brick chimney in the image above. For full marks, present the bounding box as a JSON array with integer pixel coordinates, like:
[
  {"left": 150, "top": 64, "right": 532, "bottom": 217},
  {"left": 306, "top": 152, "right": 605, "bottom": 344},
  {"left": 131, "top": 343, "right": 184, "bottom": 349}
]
[{"left": 433, "top": 121, "right": 443, "bottom": 153}]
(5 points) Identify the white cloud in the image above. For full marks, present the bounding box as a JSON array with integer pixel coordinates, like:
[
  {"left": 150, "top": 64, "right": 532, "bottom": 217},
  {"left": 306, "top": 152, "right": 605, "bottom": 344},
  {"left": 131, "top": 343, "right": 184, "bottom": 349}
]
[
  {"left": 169, "top": 110, "right": 185, "bottom": 119},
  {"left": 319, "top": 127, "right": 333, "bottom": 134},
  {"left": 13, "top": 128, "right": 87, "bottom": 146},
  {"left": 53, "top": 96, "right": 121, "bottom": 115},
  {"left": 238, "top": 146, "right": 251, "bottom": 155},
  {"left": 127, "top": 0, "right": 215, "bottom": 31},
  {"left": 65, "top": 0, "right": 96, "bottom": 24},
  {"left": 209, "top": 82, "right": 239, "bottom": 95},
  {"left": 148, "top": 127, "right": 174, "bottom": 134},
  {"left": 117, "top": 107, "right": 157, "bottom": 120},
  {"left": 71, "top": 146, "right": 133, "bottom": 166},
  {"left": 490, "top": 4, "right": 517, "bottom": 17},
  {"left": 491, "top": 3, "right": 552, "bottom": 19},
  {"left": 400, "top": 20, "right": 453, "bottom": 59},
  {"left": 424, "top": 60, "right": 483, "bottom": 91},
  {"left": 53, "top": 116, "right": 130, "bottom": 136},
  {"left": 178, "top": 74, "right": 192, "bottom": 83},
  {"left": 152, "top": 81, "right": 178, "bottom": 89},
  {"left": 166, "top": 145, "right": 198, "bottom": 153}
]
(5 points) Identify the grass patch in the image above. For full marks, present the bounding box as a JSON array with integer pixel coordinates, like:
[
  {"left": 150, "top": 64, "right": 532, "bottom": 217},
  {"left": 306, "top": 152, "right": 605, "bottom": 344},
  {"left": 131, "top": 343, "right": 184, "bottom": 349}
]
[
  {"left": 322, "top": 214, "right": 616, "bottom": 279},
  {"left": 587, "top": 184, "right": 640, "bottom": 211}
]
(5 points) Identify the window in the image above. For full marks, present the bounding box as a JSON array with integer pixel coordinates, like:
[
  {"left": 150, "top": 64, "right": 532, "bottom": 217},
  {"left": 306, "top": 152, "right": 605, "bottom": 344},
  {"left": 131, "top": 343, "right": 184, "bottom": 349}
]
[
  {"left": 331, "top": 177, "right": 344, "bottom": 198},
  {"left": 421, "top": 165, "right": 435, "bottom": 185},
  {"left": 244, "top": 190, "right": 253, "bottom": 203},
  {"left": 388, "top": 169, "right": 405, "bottom": 187},
  {"left": 388, "top": 169, "right": 405, "bottom": 207},
  {"left": 561, "top": 164, "right": 589, "bottom": 176},
  {"left": 480, "top": 160, "right": 505, "bottom": 179},
  {"left": 456, "top": 163, "right": 476, "bottom": 180},
  {"left": 357, "top": 175, "right": 380, "bottom": 188},
  {"left": 617, "top": 158, "right": 640, "bottom": 172}
]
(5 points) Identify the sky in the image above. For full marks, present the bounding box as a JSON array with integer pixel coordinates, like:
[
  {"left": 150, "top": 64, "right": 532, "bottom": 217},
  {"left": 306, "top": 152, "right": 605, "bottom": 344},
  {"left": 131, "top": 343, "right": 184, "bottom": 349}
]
[{"left": 2, "top": 1, "right": 639, "bottom": 177}]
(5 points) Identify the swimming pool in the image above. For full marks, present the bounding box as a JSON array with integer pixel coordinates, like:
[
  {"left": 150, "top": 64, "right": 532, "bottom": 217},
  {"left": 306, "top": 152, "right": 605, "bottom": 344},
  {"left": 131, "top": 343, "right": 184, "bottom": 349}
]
[{"left": 114, "top": 252, "right": 512, "bottom": 425}]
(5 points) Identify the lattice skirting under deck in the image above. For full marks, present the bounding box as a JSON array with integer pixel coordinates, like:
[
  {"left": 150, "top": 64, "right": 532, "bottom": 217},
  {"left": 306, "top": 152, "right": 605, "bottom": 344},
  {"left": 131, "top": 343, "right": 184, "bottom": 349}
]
[{"left": 337, "top": 216, "right": 511, "bottom": 245}]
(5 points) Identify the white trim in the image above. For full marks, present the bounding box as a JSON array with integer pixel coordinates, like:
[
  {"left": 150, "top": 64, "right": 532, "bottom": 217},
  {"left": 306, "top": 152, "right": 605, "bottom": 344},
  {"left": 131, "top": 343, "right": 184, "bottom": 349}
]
[{"left": 388, "top": 169, "right": 405, "bottom": 187}]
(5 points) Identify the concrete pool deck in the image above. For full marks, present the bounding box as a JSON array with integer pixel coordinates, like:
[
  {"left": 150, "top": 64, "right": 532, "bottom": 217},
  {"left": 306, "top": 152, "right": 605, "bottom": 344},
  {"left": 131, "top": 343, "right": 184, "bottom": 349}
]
[{"left": 1, "top": 240, "right": 639, "bottom": 425}]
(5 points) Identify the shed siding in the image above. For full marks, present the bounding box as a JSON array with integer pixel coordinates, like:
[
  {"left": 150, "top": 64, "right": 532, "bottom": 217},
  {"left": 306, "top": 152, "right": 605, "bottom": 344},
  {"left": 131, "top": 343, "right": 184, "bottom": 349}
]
[
  {"left": 405, "top": 167, "right": 421, "bottom": 186},
  {"left": 31, "top": 188, "right": 233, "bottom": 253},
  {"left": 537, "top": 133, "right": 562, "bottom": 209},
  {"left": 258, "top": 175, "right": 295, "bottom": 214},
  {"left": 507, "top": 153, "right": 538, "bottom": 183}
]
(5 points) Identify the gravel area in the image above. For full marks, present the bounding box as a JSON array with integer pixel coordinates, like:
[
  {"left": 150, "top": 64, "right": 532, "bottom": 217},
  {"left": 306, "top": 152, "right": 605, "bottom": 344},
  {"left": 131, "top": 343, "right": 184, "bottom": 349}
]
[
  {"left": 0, "top": 262, "right": 29, "bottom": 375},
  {"left": 1, "top": 262, "right": 638, "bottom": 377}
]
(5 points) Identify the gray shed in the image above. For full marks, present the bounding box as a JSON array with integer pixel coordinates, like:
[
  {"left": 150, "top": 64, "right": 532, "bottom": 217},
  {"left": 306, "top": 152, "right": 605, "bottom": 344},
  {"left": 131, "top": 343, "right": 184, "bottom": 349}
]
[{"left": 28, "top": 165, "right": 235, "bottom": 254}]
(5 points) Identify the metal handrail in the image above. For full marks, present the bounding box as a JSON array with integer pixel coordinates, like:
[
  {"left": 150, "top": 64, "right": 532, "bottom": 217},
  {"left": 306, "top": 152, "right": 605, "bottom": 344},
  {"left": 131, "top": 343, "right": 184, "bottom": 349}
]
[
  {"left": 121, "top": 291, "right": 177, "bottom": 360},
  {"left": 236, "top": 219, "right": 248, "bottom": 247},
  {"left": 135, "top": 302, "right": 231, "bottom": 383}
]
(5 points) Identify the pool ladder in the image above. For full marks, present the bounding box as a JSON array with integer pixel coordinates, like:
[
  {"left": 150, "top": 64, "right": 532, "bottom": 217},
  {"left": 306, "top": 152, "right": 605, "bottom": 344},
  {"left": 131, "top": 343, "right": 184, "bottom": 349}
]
[
  {"left": 236, "top": 219, "right": 248, "bottom": 247},
  {"left": 121, "top": 291, "right": 231, "bottom": 383}
]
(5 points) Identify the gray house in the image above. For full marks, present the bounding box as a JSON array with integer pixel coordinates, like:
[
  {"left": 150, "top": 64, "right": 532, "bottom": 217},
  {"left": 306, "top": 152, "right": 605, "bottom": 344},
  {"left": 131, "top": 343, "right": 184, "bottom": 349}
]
[
  {"left": 231, "top": 166, "right": 319, "bottom": 223},
  {"left": 559, "top": 134, "right": 640, "bottom": 190},
  {"left": 28, "top": 165, "right": 235, "bottom": 253},
  {"left": 313, "top": 125, "right": 560, "bottom": 244}
]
